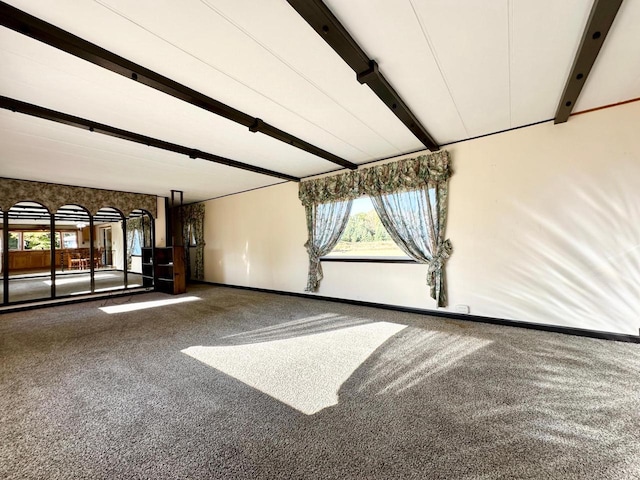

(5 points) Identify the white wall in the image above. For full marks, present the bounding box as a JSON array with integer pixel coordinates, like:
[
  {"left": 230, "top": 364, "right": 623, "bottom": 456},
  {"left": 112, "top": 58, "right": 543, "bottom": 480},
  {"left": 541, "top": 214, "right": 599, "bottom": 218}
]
[
  {"left": 203, "top": 102, "right": 640, "bottom": 335},
  {"left": 109, "top": 221, "right": 124, "bottom": 271}
]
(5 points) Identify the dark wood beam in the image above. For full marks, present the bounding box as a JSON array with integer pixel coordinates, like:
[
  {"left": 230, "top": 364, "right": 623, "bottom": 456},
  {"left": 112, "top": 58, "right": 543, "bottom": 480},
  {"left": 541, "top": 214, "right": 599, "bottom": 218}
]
[
  {"left": 554, "top": 0, "right": 624, "bottom": 123},
  {"left": 0, "top": 1, "right": 356, "bottom": 170},
  {"left": 0, "top": 96, "right": 300, "bottom": 182},
  {"left": 287, "top": 0, "right": 439, "bottom": 151}
]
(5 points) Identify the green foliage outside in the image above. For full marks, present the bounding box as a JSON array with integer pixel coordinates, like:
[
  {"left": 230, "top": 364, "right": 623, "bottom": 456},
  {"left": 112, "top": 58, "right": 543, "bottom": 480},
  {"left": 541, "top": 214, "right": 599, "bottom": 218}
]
[
  {"left": 8, "top": 233, "right": 20, "bottom": 250},
  {"left": 22, "top": 232, "right": 52, "bottom": 250},
  {"left": 330, "top": 210, "right": 407, "bottom": 257},
  {"left": 341, "top": 210, "right": 391, "bottom": 242}
]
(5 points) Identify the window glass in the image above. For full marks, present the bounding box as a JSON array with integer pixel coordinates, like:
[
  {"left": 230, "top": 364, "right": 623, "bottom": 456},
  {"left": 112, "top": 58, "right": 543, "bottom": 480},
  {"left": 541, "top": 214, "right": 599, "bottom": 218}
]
[
  {"left": 62, "top": 232, "right": 78, "bottom": 248},
  {"left": 9, "top": 232, "right": 20, "bottom": 250},
  {"left": 131, "top": 230, "right": 142, "bottom": 255},
  {"left": 326, "top": 197, "right": 408, "bottom": 258},
  {"left": 22, "top": 232, "right": 52, "bottom": 250},
  {"left": 188, "top": 222, "right": 197, "bottom": 246}
]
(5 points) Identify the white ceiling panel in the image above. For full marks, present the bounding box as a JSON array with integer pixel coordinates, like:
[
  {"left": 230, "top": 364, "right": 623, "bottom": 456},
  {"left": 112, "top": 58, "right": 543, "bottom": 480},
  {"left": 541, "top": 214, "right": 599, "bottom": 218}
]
[
  {"left": 0, "top": 28, "right": 335, "bottom": 178},
  {"left": 3, "top": 0, "right": 424, "bottom": 162},
  {"left": 326, "top": 0, "right": 512, "bottom": 140},
  {"left": 0, "top": 110, "right": 282, "bottom": 203},
  {"left": 407, "top": 0, "right": 511, "bottom": 138},
  {"left": 324, "top": 0, "right": 467, "bottom": 144},
  {"left": 575, "top": 0, "right": 640, "bottom": 112},
  {"left": 1, "top": 0, "right": 638, "bottom": 203},
  {"left": 509, "top": 0, "right": 593, "bottom": 127}
]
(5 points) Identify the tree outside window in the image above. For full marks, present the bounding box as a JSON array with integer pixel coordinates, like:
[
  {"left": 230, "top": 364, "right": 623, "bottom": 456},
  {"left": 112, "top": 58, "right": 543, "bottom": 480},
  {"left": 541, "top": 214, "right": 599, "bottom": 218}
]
[
  {"left": 326, "top": 197, "right": 408, "bottom": 258},
  {"left": 9, "top": 232, "right": 20, "bottom": 250},
  {"left": 22, "top": 232, "right": 52, "bottom": 250}
]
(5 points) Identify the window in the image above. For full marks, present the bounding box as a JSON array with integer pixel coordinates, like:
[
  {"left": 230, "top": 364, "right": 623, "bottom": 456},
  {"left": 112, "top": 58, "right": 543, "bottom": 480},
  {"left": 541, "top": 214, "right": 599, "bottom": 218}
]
[
  {"left": 8, "top": 230, "right": 78, "bottom": 250},
  {"left": 22, "top": 231, "right": 52, "bottom": 250},
  {"left": 325, "top": 197, "right": 409, "bottom": 259},
  {"left": 61, "top": 232, "right": 78, "bottom": 248},
  {"left": 9, "top": 232, "right": 20, "bottom": 250},
  {"left": 131, "top": 229, "right": 142, "bottom": 256},
  {"left": 187, "top": 222, "right": 197, "bottom": 246}
]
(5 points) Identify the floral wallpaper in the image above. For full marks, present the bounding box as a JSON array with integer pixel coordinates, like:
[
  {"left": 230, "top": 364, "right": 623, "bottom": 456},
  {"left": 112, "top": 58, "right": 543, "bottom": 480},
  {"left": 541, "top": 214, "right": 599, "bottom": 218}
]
[{"left": 0, "top": 177, "right": 158, "bottom": 217}]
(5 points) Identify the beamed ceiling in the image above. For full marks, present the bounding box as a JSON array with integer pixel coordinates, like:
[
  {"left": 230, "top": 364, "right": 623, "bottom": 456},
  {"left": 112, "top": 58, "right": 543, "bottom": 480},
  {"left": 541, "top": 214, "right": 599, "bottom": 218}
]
[{"left": 1, "top": 0, "right": 639, "bottom": 204}]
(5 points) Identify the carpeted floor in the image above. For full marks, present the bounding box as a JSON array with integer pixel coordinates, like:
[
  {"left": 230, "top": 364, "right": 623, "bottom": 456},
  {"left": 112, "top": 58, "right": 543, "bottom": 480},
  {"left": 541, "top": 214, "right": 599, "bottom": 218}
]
[{"left": 1, "top": 284, "right": 639, "bottom": 479}]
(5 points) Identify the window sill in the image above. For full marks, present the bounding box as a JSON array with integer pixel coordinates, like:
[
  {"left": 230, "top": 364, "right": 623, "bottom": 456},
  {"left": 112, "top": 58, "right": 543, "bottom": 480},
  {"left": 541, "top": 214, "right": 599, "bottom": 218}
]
[{"left": 320, "top": 257, "right": 417, "bottom": 264}]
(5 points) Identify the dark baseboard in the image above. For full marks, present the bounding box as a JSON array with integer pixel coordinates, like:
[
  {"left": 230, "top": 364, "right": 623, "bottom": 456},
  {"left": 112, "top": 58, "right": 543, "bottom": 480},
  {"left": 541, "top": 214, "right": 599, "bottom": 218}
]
[{"left": 196, "top": 281, "right": 640, "bottom": 344}]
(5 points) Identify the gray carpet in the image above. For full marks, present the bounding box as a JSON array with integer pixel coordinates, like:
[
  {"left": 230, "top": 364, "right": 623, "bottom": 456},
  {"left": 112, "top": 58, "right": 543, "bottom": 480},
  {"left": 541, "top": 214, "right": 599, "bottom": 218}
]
[{"left": 1, "top": 284, "right": 639, "bottom": 479}]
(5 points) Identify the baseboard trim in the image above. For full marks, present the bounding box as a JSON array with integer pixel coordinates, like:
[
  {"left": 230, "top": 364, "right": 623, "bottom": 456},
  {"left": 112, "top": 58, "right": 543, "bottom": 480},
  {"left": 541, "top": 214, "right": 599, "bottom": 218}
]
[{"left": 198, "top": 281, "right": 640, "bottom": 344}]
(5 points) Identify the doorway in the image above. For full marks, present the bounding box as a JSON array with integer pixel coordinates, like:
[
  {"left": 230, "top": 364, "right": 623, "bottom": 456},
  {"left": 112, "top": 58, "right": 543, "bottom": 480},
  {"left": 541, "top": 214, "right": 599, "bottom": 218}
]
[{"left": 100, "top": 226, "right": 112, "bottom": 267}]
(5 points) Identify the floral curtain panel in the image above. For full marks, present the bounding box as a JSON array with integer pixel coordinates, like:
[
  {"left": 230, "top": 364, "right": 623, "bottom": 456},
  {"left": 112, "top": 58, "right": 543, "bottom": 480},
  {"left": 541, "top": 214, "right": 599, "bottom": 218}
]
[
  {"left": 299, "top": 150, "right": 452, "bottom": 306},
  {"left": 304, "top": 200, "right": 352, "bottom": 292},
  {"left": 179, "top": 203, "right": 206, "bottom": 280},
  {"left": 125, "top": 217, "right": 142, "bottom": 271}
]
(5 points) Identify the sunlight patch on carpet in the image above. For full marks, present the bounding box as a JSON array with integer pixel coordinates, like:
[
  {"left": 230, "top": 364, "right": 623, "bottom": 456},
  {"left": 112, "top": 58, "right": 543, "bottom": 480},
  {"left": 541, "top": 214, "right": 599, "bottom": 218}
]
[
  {"left": 182, "top": 321, "right": 407, "bottom": 415},
  {"left": 100, "top": 296, "right": 200, "bottom": 313},
  {"left": 357, "top": 330, "right": 493, "bottom": 395}
]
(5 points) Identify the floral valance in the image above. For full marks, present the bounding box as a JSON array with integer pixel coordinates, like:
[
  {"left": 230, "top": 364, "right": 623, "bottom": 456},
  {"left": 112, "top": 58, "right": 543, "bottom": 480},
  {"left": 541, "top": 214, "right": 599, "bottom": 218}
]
[
  {"left": 0, "top": 177, "right": 157, "bottom": 217},
  {"left": 299, "top": 150, "right": 450, "bottom": 207}
]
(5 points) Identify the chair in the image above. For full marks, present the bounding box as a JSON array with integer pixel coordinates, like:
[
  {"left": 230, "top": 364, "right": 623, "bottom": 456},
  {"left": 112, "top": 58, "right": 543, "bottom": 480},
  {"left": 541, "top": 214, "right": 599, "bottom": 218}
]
[{"left": 67, "top": 253, "right": 84, "bottom": 270}]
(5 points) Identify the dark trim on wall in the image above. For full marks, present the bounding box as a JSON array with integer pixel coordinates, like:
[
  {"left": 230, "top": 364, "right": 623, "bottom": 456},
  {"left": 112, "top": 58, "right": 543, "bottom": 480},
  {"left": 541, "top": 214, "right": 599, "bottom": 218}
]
[
  {"left": 0, "top": 1, "right": 355, "bottom": 171},
  {"left": 0, "top": 96, "right": 299, "bottom": 183},
  {"left": 301, "top": 119, "right": 553, "bottom": 182},
  {"left": 320, "top": 257, "right": 417, "bottom": 264},
  {"left": 201, "top": 281, "right": 640, "bottom": 344},
  {"left": 286, "top": 0, "right": 438, "bottom": 151},
  {"left": 554, "top": 0, "right": 624, "bottom": 123},
  {"left": 189, "top": 180, "right": 290, "bottom": 205},
  {"left": 571, "top": 96, "right": 640, "bottom": 117}
]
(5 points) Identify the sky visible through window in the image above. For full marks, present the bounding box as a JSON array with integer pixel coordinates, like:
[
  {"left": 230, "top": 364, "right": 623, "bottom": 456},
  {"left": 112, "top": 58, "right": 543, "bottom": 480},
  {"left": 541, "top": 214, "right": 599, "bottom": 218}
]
[{"left": 326, "top": 197, "right": 409, "bottom": 258}]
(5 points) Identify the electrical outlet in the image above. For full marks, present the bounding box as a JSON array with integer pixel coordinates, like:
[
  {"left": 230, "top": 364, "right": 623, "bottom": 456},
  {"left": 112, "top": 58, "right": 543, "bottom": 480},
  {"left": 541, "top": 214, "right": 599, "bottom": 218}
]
[{"left": 455, "top": 304, "right": 470, "bottom": 314}]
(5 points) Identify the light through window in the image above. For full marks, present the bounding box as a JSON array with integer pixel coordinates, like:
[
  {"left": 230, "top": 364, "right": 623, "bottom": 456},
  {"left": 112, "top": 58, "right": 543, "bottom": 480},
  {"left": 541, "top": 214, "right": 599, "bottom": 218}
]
[{"left": 325, "top": 197, "right": 408, "bottom": 258}]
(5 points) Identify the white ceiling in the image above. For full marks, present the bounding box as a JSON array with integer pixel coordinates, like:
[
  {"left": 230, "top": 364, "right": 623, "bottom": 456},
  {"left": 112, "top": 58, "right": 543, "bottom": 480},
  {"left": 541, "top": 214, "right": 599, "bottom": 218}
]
[{"left": 1, "top": 0, "right": 638, "bottom": 204}]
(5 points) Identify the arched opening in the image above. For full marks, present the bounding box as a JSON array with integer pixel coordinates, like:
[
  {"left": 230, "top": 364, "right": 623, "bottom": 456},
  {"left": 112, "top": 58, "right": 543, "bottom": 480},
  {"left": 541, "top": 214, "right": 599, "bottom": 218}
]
[
  {"left": 93, "top": 207, "right": 126, "bottom": 292},
  {"left": 125, "top": 209, "right": 154, "bottom": 289},
  {"left": 7, "top": 201, "right": 53, "bottom": 303},
  {"left": 54, "top": 204, "right": 92, "bottom": 296}
]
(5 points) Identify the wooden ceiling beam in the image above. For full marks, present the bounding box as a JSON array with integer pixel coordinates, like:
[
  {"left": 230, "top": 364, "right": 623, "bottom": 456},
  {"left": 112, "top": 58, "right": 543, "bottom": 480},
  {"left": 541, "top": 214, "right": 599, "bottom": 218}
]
[
  {"left": 0, "top": 1, "right": 356, "bottom": 170},
  {"left": 287, "top": 0, "right": 439, "bottom": 151},
  {"left": 0, "top": 96, "right": 300, "bottom": 182},
  {"left": 554, "top": 0, "right": 624, "bottom": 123}
]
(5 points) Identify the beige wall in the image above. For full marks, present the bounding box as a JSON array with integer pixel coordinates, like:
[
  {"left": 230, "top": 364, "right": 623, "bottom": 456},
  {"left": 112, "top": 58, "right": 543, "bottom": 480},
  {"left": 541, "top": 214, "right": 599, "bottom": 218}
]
[
  {"left": 203, "top": 101, "right": 640, "bottom": 335},
  {"left": 155, "top": 197, "right": 167, "bottom": 248}
]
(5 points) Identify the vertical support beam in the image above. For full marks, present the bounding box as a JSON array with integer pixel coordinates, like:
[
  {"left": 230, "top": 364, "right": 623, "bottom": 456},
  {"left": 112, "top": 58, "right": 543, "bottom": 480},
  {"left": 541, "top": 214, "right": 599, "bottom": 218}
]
[
  {"left": 123, "top": 217, "right": 128, "bottom": 289},
  {"left": 50, "top": 214, "right": 56, "bottom": 299},
  {"left": 3, "top": 210, "right": 8, "bottom": 304},
  {"left": 165, "top": 197, "right": 172, "bottom": 247},
  {"left": 89, "top": 215, "right": 95, "bottom": 293}
]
